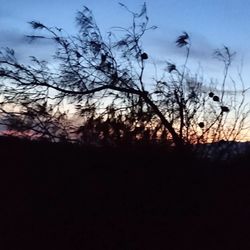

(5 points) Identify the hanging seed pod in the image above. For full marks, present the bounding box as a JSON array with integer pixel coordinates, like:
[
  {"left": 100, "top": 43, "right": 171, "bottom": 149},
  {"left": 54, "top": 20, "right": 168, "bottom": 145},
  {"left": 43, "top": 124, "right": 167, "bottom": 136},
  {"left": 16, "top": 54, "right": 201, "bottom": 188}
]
[
  {"left": 167, "top": 63, "right": 176, "bottom": 73},
  {"left": 101, "top": 53, "right": 106, "bottom": 63},
  {"left": 213, "top": 95, "right": 220, "bottom": 102},
  {"left": 221, "top": 106, "right": 230, "bottom": 112},
  {"left": 198, "top": 122, "right": 205, "bottom": 128},
  {"left": 141, "top": 52, "right": 148, "bottom": 60},
  {"left": 208, "top": 92, "right": 214, "bottom": 98}
]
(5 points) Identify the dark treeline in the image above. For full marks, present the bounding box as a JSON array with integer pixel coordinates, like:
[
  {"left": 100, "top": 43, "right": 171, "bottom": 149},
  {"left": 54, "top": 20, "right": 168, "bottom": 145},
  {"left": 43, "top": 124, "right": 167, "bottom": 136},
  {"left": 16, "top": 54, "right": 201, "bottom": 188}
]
[{"left": 1, "top": 136, "right": 250, "bottom": 249}]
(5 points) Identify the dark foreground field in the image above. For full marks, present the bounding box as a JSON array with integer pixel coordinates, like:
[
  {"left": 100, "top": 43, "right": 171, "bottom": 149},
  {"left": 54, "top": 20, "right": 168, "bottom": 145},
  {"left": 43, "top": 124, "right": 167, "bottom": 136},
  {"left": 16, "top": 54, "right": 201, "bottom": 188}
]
[{"left": 0, "top": 137, "right": 250, "bottom": 249}]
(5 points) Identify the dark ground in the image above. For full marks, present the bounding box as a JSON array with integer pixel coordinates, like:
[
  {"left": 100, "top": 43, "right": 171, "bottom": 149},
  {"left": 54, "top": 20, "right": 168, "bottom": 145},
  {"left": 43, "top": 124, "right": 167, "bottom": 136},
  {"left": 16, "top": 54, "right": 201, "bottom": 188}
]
[{"left": 0, "top": 136, "right": 250, "bottom": 249}]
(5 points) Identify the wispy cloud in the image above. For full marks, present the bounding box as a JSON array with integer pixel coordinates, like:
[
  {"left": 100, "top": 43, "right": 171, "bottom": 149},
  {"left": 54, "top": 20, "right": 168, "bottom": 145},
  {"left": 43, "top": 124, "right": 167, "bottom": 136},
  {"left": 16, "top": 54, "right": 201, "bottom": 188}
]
[
  {"left": 144, "top": 30, "right": 242, "bottom": 82},
  {"left": 0, "top": 28, "right": 56, "bottom": 63},
  {"left": 147, "top": 30, "right": 217, "bottom": 62},
  {"left": 0, "top": 29, "right": 25, "bottom": 48}
]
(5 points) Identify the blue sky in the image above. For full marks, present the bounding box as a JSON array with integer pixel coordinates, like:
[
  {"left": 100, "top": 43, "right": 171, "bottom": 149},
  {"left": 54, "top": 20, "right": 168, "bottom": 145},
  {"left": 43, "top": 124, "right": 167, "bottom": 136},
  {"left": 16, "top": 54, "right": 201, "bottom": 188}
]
[{"left": 1, "top": 0, "right": 250, "bottom": 87}]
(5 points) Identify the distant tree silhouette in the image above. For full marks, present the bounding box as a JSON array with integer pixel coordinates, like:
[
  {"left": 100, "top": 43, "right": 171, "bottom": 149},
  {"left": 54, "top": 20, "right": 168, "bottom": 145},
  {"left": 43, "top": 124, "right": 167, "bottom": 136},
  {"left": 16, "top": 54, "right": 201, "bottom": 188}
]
[{"left": 0, "top": 3, "right": 249, "bottom": 149}]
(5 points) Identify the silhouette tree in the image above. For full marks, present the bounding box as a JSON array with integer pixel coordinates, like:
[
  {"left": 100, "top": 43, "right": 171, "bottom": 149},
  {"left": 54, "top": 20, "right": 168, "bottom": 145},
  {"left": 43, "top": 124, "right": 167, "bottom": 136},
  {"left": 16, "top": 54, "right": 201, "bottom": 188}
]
[{"left": 0, "top": 3, "right": 248, "bottom": 149}]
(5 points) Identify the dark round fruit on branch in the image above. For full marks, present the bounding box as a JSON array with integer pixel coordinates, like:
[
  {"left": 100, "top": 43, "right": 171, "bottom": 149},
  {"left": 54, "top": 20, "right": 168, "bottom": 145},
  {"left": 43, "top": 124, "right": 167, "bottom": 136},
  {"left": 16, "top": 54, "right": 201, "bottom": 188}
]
[
  {"left": 167, "top": 63, "right": 176, "bottom": 73},
  {"left": 209, "top": 92, "right": 214, "bottom": 98},
  {"left": 213, "top": 95, "right": 220, "bottom": 102},
  {"left": 141, "top": 52, "right": 148, "bottom": 60},
  {"left": 221, "top": 106, "right": 230, "bottom": 112},
  {"left": 198, "top": 122, "right": 204, "bottom": 128}
]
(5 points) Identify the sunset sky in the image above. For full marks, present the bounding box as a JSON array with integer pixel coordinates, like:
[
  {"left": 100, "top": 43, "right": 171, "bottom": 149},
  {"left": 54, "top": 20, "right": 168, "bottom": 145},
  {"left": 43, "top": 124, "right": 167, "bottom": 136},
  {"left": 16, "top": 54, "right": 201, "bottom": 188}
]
[
  {"left": 1, "top": 0, "right": 250, "bottom": 86},
  {"left": 1, "top": 0, "right": 250, "bottom": 140}
]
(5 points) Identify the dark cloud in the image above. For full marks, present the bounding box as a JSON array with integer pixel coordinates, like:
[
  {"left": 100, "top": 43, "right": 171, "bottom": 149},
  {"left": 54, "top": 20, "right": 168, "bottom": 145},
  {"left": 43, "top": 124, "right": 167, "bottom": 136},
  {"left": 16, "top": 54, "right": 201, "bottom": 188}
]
[
  {"left": 147, "top": 31, "right": 216, "bottom": 62},
  {"left": 0, "top": 29, "right": 56, "bottom": 63},
  {"left": 144, "top": 30, "right": 234, "bottom": 83},
  {"left": 0, "top": 29, "right": 25, "bottom": 47}
]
